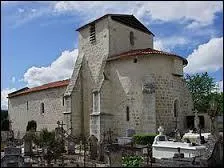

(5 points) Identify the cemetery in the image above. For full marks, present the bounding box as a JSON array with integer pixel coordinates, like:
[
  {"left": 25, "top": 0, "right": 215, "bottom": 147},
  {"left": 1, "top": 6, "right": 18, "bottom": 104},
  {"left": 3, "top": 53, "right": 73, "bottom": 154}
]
[
  {"left": 2, "top": 13, "right": 223, "bottom": 167},
  {"left": 1, "top": 116, "right": 223, "bottom": 167}
]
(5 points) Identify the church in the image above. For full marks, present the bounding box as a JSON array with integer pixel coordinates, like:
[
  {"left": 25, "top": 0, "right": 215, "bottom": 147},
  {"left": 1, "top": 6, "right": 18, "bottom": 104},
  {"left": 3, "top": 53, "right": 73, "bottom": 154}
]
[{"left": 8, "top": 14, "right": 196, "bottom": 140}]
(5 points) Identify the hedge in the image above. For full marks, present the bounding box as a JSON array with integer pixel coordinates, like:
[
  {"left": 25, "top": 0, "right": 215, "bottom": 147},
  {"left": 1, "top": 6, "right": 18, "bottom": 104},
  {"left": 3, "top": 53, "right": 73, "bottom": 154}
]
[{"left": 133, "top": 133, "right": 157, "bottom": 145}]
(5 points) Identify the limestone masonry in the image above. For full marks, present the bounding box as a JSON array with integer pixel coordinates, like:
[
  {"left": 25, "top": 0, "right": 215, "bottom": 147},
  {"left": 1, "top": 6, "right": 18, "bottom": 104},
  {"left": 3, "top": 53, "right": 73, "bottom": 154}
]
[{"left": 8, "top": 14, "right": 198, "bottom": 140}]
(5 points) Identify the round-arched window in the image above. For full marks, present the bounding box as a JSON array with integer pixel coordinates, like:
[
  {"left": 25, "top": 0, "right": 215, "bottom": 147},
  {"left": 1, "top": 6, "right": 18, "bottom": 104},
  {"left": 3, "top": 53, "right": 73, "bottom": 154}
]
[{"left": 174, "top": 99, "right": 179, "bottom": 117}]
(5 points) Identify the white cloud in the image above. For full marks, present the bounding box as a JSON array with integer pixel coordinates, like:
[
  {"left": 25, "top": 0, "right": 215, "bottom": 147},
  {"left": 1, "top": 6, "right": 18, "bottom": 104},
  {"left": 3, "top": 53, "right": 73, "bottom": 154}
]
[
  {"left": 218, "top": 80, "right": 223, "bottom": 93},
  {"left": 31, "top": 9, "right": 37, "bottom": 13},
  {"left": 1, "top": 88, "right": 16, "bottom": 110},
  {"left": 154, "top": 36, "right": 189, "bottom": 52},
  {"left": 23, "top": 49, "right": 78, "bottom": 87},
  {"left": 4, "top": 1, "right": 222, "bottom": 29},
  {"left": 184, "top": 37, "right": 223, "bottom": 74},
  {"left": 11, "top": 76, "right": 16, "bottom": 83},
  {"left": 53, "top": 1, "right": 222, "bottom": 28},
  {"left": 212, "top": 80, "right": 223, "bottom": 93},
  {"left": 18, "top": 8, "right": 25, "bottom": 13}
]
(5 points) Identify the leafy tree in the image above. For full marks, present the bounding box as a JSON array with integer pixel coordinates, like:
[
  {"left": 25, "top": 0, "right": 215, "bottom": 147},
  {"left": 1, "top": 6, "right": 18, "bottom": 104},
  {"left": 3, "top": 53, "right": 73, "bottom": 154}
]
[
  {"left": 210, "top": 92, "right": 223, "bottom": 115},
  {"left": 32, "top": 128, "right": 55, "bottom": 147},
  {"left": 1, "top": 110, "right": 9, "bottom": 131},
  {"left": 1, "top": 119, "right": 9, "bottom": 131},
  {"left": 33, "top": 128, "right": 66, "bottom": 165},
  {"left": 1, "top": 110, "right": 8, "bottom": 122},
  {"left": 185, "top": 72, "right": 216, "bottom": 113},
  {"left": 26, "top": 120, "right": 37, "bottom": 132}
]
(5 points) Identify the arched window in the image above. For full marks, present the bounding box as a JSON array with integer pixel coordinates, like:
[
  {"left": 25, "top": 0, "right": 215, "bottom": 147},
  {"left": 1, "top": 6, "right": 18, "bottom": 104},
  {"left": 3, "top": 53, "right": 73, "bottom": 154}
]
[
  {"left": 174, "top": 99, "right": 179, "bottom": 117},
  {"left": 126, "top": 106, "right": 130, "bottom": 121},
  {"left": 26, "top": 101, "right": 28, "bottom": 111},
  {"left": 41, "top": 103, "right": 45, "bottom": 114},
  {"left": 130, "top": 31, "right": 134, "bottom": 46}
]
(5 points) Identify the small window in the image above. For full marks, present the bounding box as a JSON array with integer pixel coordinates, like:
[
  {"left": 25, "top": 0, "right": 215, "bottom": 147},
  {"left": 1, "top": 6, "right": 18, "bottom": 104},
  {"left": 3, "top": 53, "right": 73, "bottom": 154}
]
[
  {"left": 130, "top": 31, "right": 134, "bottom": 46},
  {"left": 41, "top": 103, "right": 44, "bottom": 114},
  {"left": 26, "top": 101, "right": 28, "bottom": 111},
  {"left": 89, "top": 23, "right": 96, "bottom": 44},
  {"left": 126, "top": 106, "right": 130, "bottom": 121},
  {"left": 133, "top": 58, "right": 138, "bottom": 63},
  {"left": 62, "top": 97, "right": 64, "bottom": 106},
  {"left": 174, "top": 99, "right": 178, "bottom": 117}
]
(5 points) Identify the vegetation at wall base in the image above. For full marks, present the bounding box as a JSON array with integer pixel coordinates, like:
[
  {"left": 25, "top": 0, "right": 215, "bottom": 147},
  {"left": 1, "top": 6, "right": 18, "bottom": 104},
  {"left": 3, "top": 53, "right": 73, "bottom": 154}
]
[
  {"left": 133, "top": 133, "right": 157, "bottom": 145},
  {"left": 122, "top": 155, "right": 144, "bottom": 167}
]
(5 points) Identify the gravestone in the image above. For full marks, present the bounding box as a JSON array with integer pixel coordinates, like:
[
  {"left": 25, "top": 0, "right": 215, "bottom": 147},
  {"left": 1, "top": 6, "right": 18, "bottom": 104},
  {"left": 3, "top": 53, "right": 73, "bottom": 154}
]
[
  {"left": 55, "top": 127, "right": 64, "bottom": 142},
  {"left": 126, "top": 129, "right": 136, "bottom": 137},
  {"left": 194, "top": 109, "right": 200, "bottom": 130},
  {"left": 1, "top": 147, "right": 24, "bottom": 167},
  {"left": 97, "top": 140, "right": 105, "bottom": 161},
  {"left": 88, "top": 135, "right": 98, "bottom": 160},
  {"left": 68, "top": 140, "right": 75, "bottom": 155},
  {"left": 23, "top": 133, "right": 32, "bottom": 156}
]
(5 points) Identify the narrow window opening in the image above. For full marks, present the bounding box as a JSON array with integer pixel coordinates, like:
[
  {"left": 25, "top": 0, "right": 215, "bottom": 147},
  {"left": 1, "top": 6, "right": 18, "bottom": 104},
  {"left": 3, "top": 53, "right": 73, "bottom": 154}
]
[
  {"left": 126, "top": 106, "right": 130, "bottom": 121},
  {"left": 62, "top": 97, "right": 64, "bottom": 106},
  {"left": 130, "top": 31, "right": 134, "bottom": 46},
  {"left": 174, "top": 100, "right": 178, "bottom": 117},
  {"left": 133, "top": 58, "right": 138, "bottom": 63},
  {"left": 89, "top": 23, "right": 96, "bottom": 44},
  {"left": 26, "top": 101, "right": 28, "bottom": 111},
  {"left": 41, "top": 103, "right": 44, "bottom": 114}
]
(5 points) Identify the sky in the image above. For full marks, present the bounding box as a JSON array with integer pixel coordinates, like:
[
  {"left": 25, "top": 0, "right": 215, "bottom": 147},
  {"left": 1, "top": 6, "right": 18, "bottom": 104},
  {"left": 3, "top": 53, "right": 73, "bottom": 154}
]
[{"left": 1, "top": 1, "right": 223, "bottom": 110}]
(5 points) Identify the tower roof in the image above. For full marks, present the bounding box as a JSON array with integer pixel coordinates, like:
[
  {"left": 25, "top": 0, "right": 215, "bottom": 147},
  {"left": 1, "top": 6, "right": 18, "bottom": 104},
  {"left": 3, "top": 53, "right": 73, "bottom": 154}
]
[{"left": 76, "top": 14, "right": 154, "bottom": 36}]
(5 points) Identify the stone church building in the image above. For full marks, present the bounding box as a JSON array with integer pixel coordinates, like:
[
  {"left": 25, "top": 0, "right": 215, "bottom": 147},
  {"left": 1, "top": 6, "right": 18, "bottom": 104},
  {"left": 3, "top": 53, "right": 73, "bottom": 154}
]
[{"left": 8, "top": 14, "right": 197, "bottom": 140}]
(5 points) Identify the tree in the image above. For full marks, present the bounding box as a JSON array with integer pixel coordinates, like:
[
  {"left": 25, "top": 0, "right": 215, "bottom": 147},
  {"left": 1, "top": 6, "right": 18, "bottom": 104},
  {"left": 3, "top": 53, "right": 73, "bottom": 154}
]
[
  {"left": 1, "top": 119, "right": 9, "bottom": 131},
  {"left": 33, "top": 128, "right": 66, "bottom": 165},
  {"left": 26, "top": 120, "right": 37, "bottom": 132},
  {"left": 185, "top": 72, "right": 223, "bottom": 136},
  {"left": 185, "top": 72, "right": 216, "bottom": 113}
]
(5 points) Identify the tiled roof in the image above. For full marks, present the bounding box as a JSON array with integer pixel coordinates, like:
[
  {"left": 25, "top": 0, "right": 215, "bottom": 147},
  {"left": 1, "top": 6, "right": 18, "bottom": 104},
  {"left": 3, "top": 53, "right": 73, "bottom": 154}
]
[
  {"left": 107, "top": 48, "right": 188, "bottom": 65},
  {"left": 76, "top": 14, "right": 154, "bottom": 35},
  {"left": 8, "top": 79, "right": 70, "bottom": 98}
]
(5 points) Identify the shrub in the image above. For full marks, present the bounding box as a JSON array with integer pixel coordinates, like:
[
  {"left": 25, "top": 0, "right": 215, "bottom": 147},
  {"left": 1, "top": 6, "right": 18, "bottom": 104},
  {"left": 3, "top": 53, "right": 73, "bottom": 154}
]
[
  {"left": 1, "top": 119, "right": 9, "bottom": 131},
  {"left": 133, "top": 133, "right": 157, "bottom": 145},
  {"left": 122, "top": 155, "right": 144, "bottom": 167},
  {"left": 26, "top": 120, "right": 37, "bottom": 132}
]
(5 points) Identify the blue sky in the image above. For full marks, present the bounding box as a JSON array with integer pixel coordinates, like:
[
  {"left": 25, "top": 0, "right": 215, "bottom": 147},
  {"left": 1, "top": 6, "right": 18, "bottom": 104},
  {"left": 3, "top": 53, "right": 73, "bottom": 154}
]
[{"left": 1, "top": 1, "right": 223, "bottom": 109}]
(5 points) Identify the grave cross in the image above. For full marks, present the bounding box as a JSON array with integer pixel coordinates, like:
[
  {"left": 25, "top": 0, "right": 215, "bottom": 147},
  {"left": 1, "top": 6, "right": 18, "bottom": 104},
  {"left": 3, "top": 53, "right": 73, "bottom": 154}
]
[
  {"left": 9, "top": 120, "right": 13, "bottom": 131},
  {"left": 57, "top": 121, "right": 66, "bottom": 129}
]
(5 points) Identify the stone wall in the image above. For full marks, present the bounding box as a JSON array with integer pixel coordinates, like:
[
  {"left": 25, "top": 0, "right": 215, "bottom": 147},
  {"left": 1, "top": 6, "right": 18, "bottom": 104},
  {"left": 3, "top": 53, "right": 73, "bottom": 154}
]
[
  {"left": 108, "top": 17, "right": 153, "bottom": 56},
  {"left": 153, "top": 74, "right": 194, "bottom": 133},
  {"left": 8, "top": 86, "right": 67, "bottom": 139},
  {"left": 104, "top": 54, "right": 193, "bottom": 136},
  {"left": 69, "top": 15, "right": 192, "bottom": 139}
]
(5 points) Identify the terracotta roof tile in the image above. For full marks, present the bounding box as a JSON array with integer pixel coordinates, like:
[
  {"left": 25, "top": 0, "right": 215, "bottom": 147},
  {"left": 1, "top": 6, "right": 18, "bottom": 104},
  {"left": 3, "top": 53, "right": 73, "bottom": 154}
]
[
  {"left": 107, "top": 48, "right": 188, "bottom": 65},
  {"left": 8, "top": 79, "right": 70, "bottom": 98}
]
